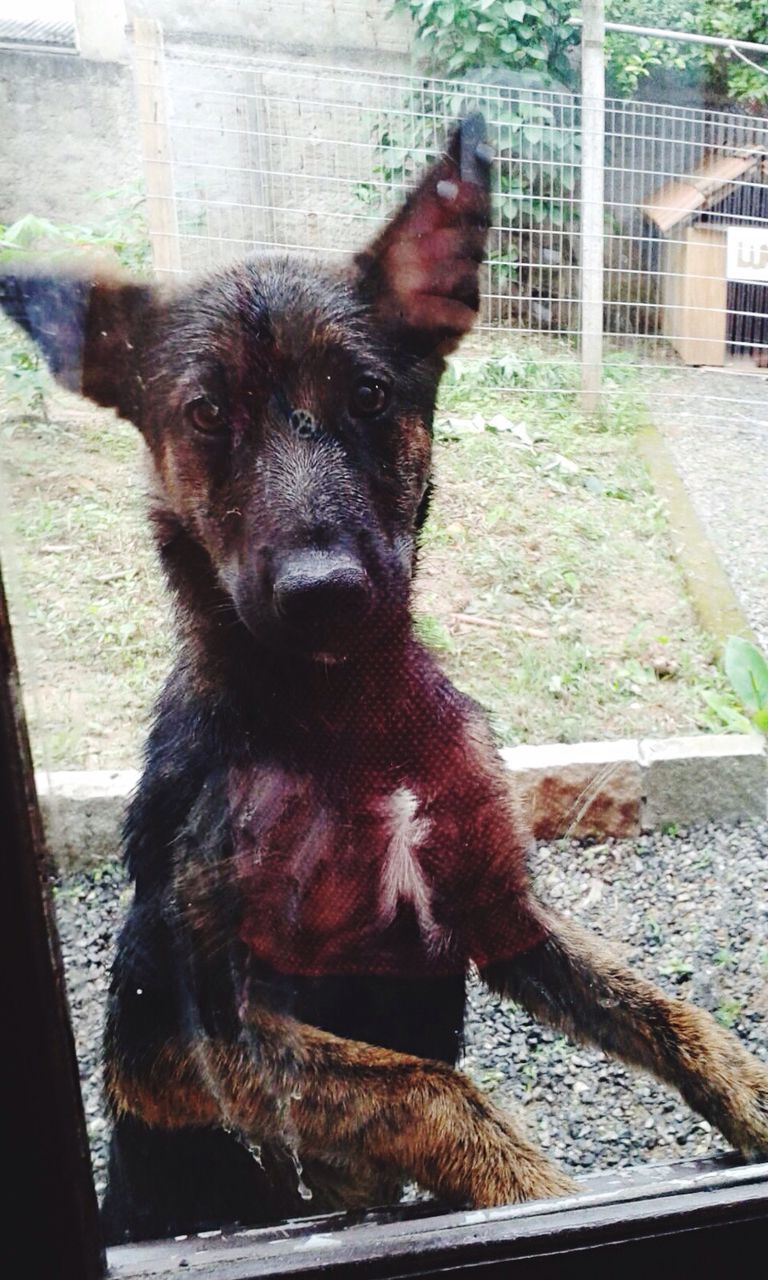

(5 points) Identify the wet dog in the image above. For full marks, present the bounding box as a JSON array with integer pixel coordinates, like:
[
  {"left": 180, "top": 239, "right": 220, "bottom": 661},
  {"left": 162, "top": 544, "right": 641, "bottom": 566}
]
[{"left": 2, "top": 117, "right": 767, "bottom": 1245}]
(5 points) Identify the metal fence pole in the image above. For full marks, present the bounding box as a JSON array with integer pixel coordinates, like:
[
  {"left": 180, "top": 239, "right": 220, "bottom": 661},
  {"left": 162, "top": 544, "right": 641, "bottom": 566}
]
[{"left": 580, "top": 0, "right": 605, "bottom": 415}]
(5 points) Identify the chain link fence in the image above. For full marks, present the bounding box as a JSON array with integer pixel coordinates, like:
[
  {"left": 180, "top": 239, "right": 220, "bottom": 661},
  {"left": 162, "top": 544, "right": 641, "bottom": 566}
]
[{"left": 133, "top": 33, "right": 768, "bottom": 427}]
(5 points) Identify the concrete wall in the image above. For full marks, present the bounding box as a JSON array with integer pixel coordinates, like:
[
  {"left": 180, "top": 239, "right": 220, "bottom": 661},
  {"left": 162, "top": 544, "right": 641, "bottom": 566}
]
[
  {"left": 0, "top": 48, "right": 142, "bottom": 227},
  {"left": 1, "top": 1, "right": 415, "bottom": 233},
  {"left": 129, "top": 0, "right": 413, "bottom": 64}
]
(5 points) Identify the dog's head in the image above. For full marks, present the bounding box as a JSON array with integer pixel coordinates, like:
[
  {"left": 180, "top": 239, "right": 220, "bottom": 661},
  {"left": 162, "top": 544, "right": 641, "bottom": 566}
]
[{"left": 1, "top": 117, "right": 491, "bottom": 664}]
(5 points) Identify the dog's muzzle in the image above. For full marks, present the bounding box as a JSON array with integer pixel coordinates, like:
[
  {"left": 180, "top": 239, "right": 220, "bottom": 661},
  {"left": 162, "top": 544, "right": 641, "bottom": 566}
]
[{"left": 272, "top": 549, "right": 372, "bottom": 649}]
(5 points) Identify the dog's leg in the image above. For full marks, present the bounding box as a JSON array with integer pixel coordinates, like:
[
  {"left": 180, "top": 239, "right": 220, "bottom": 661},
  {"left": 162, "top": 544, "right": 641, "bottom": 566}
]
[
  {"left": 105, "top": 1008, "right": 576, "bottom": 1208},
  {"left": 485, "top": 903, "right": 768, "bottom": 1157}
]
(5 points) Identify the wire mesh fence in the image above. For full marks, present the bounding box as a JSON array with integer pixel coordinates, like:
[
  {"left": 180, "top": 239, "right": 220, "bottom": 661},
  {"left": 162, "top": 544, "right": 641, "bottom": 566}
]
[{"left": 132, "top": 35, "right": 768, "bottom": 428}]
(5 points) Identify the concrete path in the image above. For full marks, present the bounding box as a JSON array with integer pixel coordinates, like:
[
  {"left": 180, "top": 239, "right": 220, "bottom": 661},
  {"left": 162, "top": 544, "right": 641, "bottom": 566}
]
[{"left": 648, "top": 364, "right": 768, "bottom": 653}]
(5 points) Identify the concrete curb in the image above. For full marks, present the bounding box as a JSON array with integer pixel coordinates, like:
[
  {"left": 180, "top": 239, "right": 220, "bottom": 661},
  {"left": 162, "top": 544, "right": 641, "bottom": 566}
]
[
  {"left": 36, "top": 734, "right": 767, "bottom": 871},
  {"left": 501, "top": 733, "right": 766, "bottom": 841},
  {"left": 637, "top": 425, "right": 756, "bottom": 646}
]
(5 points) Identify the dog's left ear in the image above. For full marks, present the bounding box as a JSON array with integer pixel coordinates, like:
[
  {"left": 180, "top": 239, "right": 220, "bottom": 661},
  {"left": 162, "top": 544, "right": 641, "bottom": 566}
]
[
  {"left": 355, "top": 113, "right": 492, "bottom": 354},
  {"left": 0, "top": 265, "right": 156, "bottom": 424}
]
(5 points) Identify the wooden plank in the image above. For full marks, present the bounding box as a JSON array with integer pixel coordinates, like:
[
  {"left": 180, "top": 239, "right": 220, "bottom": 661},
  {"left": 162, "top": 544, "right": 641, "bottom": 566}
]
[
  {"left": 671, "top": 226, "right": 727, "bottom": 366},
  {"left": 131, "top": 16, "right": 182, "bottom": 275},
  {"left": 661, "top": 233, "right": 686, "bottom": 353},
  {"left": 642, "top": 151, "right": 763, "bottom": 234}
]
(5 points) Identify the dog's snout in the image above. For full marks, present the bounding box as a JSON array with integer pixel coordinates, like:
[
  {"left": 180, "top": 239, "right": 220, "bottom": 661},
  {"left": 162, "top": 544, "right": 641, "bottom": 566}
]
[{"left": 273, "top": 550, "right": 372, "bottom": 635}]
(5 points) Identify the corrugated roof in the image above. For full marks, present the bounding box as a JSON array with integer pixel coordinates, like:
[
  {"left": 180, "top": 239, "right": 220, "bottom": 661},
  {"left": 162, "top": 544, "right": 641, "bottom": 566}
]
[
  {"left": 0, "top": 17, "right": 76, "bottom": 50},
  {"left": 641, "top": 150, "right": 766, "bottom": 234}
]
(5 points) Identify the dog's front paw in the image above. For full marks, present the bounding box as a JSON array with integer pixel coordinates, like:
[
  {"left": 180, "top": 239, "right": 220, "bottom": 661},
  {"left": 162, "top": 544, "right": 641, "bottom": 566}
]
[
  {"left": 694, "top": 1039, "right": 768, "bottom": 1158},
  {"left": 470, "top": 1149, "right": 576, "bottom": 1208},
  {"left": 457, "top": 1102, "right": 577, "bottom": 1207},
  {"left": 728, "top": 1060, "right": 768, "bottom": 1157}
]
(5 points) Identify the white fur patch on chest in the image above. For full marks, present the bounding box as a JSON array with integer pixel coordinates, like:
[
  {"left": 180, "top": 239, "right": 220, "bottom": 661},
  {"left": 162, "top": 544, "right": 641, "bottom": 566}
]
[{"left": 379, "top": 787, "right": 436, "bottom": 938}]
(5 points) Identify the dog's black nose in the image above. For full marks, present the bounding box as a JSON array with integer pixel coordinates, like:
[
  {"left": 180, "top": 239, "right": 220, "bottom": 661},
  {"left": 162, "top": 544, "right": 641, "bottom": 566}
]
[{"left": 273, "top": 551, "right": 372, "bottom": 636}]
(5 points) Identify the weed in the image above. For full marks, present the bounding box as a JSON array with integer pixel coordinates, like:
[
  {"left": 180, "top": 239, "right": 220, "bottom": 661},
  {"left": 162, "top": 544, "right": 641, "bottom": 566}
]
[
  {"left": 714, "top": 999, "right": 742, "bottom": 1029},
  {"left": 659, "top": 955, "right": 694, "bottom": 982},
  {"left": 722, "top": 636, "right": 768, "bottom": 734},
  {"left": 413, "top": 612, "right": 453, "bottom": 653}
]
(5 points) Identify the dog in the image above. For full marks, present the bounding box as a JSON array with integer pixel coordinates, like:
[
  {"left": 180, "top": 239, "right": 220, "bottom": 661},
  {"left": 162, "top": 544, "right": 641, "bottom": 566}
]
[{"left": 2, "top": 116, "right": 767, "bottom": 1246}]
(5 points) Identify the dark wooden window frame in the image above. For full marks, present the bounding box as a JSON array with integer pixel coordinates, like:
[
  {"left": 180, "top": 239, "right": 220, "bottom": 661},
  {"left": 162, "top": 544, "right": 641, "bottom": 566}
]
[{"left": 3, "top": 559, "right": 768, "bottom": 1279}]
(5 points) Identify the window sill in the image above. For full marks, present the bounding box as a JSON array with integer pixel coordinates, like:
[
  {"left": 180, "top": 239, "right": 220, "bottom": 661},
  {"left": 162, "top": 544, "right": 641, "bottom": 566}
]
[{"left": 107, "top": 1153, "right": 768, "bottom": 1278}]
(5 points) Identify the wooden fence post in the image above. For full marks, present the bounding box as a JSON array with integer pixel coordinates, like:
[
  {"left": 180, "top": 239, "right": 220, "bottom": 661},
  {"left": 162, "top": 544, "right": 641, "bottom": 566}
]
[
  {"left": 580, "top": 0, "right": 605, "bottom": 416},
  {"left": 131, "top": 17, "right": 182, "bottom": 276}
]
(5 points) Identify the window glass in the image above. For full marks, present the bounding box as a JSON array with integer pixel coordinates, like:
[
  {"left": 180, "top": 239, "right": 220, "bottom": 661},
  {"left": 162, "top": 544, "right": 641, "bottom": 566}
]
[{"left": 1, "top": 0, "right": 767, "bottom": 1251}]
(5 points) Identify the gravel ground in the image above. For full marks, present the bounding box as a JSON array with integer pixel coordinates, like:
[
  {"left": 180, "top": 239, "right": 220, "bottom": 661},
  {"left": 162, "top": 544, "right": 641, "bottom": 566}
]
[
  {"left": 654, "top": 366, "right": 768, "bottom": 651},
  {"left": 55, "top": 820, "right": 768, "bottom": 1205}
]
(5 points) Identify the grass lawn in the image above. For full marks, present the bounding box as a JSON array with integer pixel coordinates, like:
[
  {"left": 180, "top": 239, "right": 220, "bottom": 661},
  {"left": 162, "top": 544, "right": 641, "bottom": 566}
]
[{"left": 1, "top": 335, "right": 729, "bottom": 770}]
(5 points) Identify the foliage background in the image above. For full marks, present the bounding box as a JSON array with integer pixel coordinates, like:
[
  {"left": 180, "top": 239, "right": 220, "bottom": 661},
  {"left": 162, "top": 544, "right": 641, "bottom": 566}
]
[{"left": 393, "top": 1, "right": 768, "bottom": 104}]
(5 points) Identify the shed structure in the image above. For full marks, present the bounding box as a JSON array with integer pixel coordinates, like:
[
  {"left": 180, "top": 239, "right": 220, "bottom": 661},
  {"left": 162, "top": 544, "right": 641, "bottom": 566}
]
[{"left": 642, "top": 150, "right": 768, "bottom": 366}]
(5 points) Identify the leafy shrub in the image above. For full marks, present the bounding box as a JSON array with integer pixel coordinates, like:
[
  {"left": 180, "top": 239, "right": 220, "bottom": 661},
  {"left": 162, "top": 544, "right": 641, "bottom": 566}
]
[
  {"left": 605, "top": 0, "right": 768, "bottom": 105},
  {"left": 391, "top": 0, "right": 578, "bottom": 85}
]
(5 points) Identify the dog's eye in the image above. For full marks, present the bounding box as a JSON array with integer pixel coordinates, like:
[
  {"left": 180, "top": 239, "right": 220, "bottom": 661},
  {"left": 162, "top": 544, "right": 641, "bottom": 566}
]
[
  {"left": 185, "top": 396, "right": 226, "bottom": 437},
  {"left": 349, "top": 376, "right": 390, "bottom": 418}
]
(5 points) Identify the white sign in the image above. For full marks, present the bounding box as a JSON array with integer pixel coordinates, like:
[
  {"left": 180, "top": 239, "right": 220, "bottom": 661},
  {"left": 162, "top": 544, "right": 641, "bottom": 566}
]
[{"left": 726, "top": 225, "right": 768, "bottom": 283}]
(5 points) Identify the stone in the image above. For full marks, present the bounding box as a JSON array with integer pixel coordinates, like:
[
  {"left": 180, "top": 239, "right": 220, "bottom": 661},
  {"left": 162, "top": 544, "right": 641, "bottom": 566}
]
[
  {"left": 639, "top": 733, "right": 767, "bottom": 830},
  {"left": 501, "top": 740, "right": 642, "bottom": 840},
  {"left": 35, "top": 768, "right": 138, "bottom": 871}
]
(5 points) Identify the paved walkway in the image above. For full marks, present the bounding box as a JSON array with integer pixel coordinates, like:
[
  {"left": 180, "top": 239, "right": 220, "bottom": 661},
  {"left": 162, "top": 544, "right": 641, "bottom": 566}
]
[{"left": 648, "top": 365, "right": 768, "bottom": 653}]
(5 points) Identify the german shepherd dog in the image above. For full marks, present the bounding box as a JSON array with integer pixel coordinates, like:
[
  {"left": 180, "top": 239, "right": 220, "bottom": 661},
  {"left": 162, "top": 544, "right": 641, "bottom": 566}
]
[{"left": 2, "top": 118, "right": 767, "bottom": 1246}]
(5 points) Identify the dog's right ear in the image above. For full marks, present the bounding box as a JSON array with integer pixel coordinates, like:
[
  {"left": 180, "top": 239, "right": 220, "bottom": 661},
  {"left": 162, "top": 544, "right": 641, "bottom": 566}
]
[
  {"left": 354, "top": 113, "right": 493, "bottom": 355},
  {"left": 0, "top": 266, "right": 157, "bottom": 425}
]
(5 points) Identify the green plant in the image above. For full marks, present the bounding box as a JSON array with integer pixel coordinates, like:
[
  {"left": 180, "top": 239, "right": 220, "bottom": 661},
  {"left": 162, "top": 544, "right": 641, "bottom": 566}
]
[
  {"left": 659, "top": 954, "right": 694, "bottom": 980},
  {"left": 723, "top": 635, "right": 768, "bottom": 732},
  {"left": 714, "top": 997, "right": 742, "bottom": 1028},
  {"left": 0, "top": 184, "right": 150, "bottom": 272},
  {"left": 381, "top": 3, "right": 581, "bottom": 328},
  {"left": 413, "top": 611, "right": 453, "bottom": 651},
  {"left": 392, "top": 0, "right": 578, "bottom": 84},
  {"left": 604, "top": 2, "right": 701, "bottom": 96},
  {"left": 699, "top": 636, "right": 768, "bottom": 734},
  {"left": 605, "top": 1, "right": 768, "bottom": 104},
  {"left": 369, "top": 81, "right": 579, "bottom": 278}
]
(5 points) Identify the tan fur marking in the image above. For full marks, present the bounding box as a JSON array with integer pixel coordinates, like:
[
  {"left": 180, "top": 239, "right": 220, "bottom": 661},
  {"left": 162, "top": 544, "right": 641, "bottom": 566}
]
[
  {"left": 492, "top": 907, "right": 768, "bottom": 1158},
  {"left": 105, "top": 1008, "right": 574, "bottom": 1207}
]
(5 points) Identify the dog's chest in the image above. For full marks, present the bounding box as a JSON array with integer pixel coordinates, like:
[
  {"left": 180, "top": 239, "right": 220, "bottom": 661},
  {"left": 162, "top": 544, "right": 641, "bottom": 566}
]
[
  {"left": 229, "top": 764, "right": 458, "bottom": 977},
  {"left": 227, "top": 761, "right": 540, "bottom": 978}
]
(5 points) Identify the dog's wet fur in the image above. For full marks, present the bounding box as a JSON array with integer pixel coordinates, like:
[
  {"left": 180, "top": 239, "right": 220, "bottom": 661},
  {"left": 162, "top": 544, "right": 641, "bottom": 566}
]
[{"left": 3, "top": 117, "right": 768, "bottom": 1246}]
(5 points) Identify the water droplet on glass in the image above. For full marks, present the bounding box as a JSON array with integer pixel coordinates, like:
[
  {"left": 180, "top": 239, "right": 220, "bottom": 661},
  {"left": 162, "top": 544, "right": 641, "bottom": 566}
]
[
  {"left": 246, "top": 1141, "right": 264, "bottom": 1169},
  {"left": 289, "top": 1148, "right": 313, "bottom": 1201}
]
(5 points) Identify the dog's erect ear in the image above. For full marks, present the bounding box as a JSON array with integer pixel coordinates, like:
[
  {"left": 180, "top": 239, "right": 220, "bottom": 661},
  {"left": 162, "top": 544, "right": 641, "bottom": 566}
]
[
  {"left": 0, "top": 266, "right": 156, "bottom": 423},
  {"left": 354, "top": 113, "right": 492, "bottom": 355}
]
